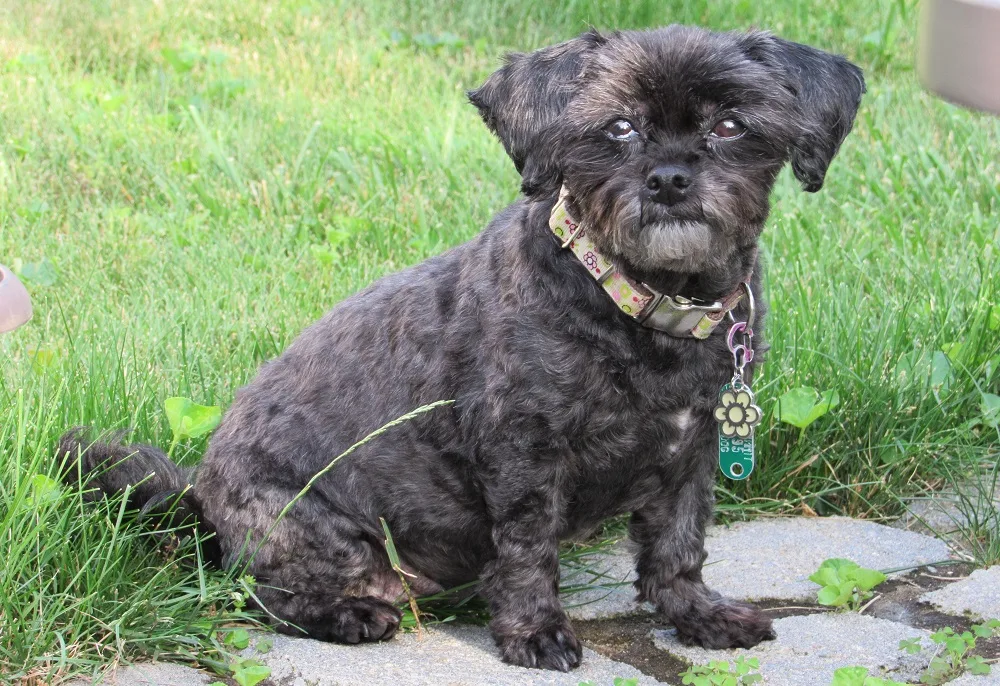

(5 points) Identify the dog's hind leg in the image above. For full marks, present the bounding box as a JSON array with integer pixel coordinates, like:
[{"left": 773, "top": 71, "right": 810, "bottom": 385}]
[
  {"left": 245, "top": 524, "right": 406, "bottom": 643},
  {"left": 260, "top": 588, "right": 403, "bottom": 644},
  {"left": 630, "top": 436, "right": 776, "bottom": 649},
  {"left": 219, "top": 502, "right": 407, "bottom": 644}
]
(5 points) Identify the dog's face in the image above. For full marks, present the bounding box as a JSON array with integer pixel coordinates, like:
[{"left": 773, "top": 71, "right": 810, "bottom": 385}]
[{"left": 470, "top": 26, "right": 864, "bottom": 281}]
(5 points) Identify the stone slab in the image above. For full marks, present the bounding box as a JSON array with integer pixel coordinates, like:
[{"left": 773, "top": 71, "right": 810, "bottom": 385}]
[
  {"left": 71, "top": 625, "right": 660, "bottom": 686},
  {"left": 562, "top": 517, "right": 953, "bottom": 620},
  {"left": 242, "top": 625, "right": 662, "bottom": 685},
  {"left": 892, "top": 492, "right": 970, "bottom": 536},
  {"left": 946, "top": 672, "right": 1000, "bottom": 685},
  {"left": 68, "top": 662, "right": 215, "bottom": 685},
  {"left": 890, "top": 475, "right": 1000, "bottom": 563},
  {"left": 891, "top": 482, "right": 1000, "bottom": 544},
  {"left": 922, "top": 566, "right": 1000, "bottom": 620},
  {"left": 561, "top": 540, "right": 646, "bottom": 620},
  {"left": 72, "top": 626, "right": 659, "bottom": 686},
  {"left": 653, "top": 613, "right": 933, "bottom": 686}
]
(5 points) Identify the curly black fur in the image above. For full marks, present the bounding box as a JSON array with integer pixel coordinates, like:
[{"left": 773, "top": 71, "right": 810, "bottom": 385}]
[{"left": 59, "top": 25, "right": 863, "bottom": 671}]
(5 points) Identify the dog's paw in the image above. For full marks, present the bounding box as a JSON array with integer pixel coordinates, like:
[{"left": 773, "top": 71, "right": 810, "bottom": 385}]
[
  {"left": 673, "top": 600, "right": 776, "bottom": 649},
  {"left": 498, "top": 622, "right": 583, "bottom": 672},
  {"left": 324, "top": 596, "right": 402, "bottom": 644}
]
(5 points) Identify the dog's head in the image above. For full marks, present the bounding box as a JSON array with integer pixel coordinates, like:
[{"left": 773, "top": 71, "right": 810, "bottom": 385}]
[{"left": 469, "top": 26, "right": 864, "bottom": 283}]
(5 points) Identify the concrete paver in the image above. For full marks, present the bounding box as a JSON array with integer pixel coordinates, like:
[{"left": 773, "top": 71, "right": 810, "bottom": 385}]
[
  {"left": 243, "top": 625, "right": 661, "bottom": 685},
  {"left": 71, "top": 627, "right": 659, "bottom": 686},
  {"left": 563, "top": 517, "right": 952, "bottom": 620},
  {"left": 67, "top": 517, "right": 968, "bottom": 686},
  {"left": 922, "top": 566, "right": 1000, "bottom": 621},
  {"left": 67, "top": 662, "right": 214, "bottom": 685},
  {"left": 946, "top": 672, "right": 1000, "bottom": 685},
  {"left": 653, "top": 613, "right": 933, "bottom": 686},
  {"left": 891, "top": 478, "right": 1000, "bottom": 545}
]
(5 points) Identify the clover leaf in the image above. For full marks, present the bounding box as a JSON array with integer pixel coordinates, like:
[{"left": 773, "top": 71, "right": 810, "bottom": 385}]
[
  {"left": 808, "top": 558, "right": 886, "bottom": 611},
  {"left": 775, "top": 386, "right": 840, "bottom": 430},
  {"left": 164, "top": 396, "right": 222, "bottom": 457},
  {"left": 164, "top": 396, "right": 222, "bottom": 441},
  {"left": 28, "top": 474, "right": 62, "bottom": 506},
  {"left": 895, "top": 349, "right": 952, "bottom": 396},
  {"left": 229, "top": 658, "right": 270, "bottom": 686},
  {"left": 830, "top": 666, "right": 906, "bottom": 686},
  {"left": 982, "top": 393, "right": 1000, "bottom": 430},
  {"left": 223, "top": 628, "right": 251, "bottom": 650},
  {"left": 18, "top": 258, "right": 58, "bottom": 286}
]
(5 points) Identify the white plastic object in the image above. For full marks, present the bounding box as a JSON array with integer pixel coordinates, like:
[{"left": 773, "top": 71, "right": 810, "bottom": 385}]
[
  {"left": 918, "top": 0, "right": 1000, "bottom": 115},
  {"left": 0, "top": 264, "right": 33, "bottom": 333}
]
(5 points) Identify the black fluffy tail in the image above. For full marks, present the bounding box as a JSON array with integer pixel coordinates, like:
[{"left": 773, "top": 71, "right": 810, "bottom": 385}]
[{"left": 58, "top": 428, "right": 220, "bottom": 563}]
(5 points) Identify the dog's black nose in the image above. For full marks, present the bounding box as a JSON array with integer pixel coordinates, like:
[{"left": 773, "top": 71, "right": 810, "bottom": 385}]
[{"left": 646, "top": 165, "right": 693, "bottom": 205}]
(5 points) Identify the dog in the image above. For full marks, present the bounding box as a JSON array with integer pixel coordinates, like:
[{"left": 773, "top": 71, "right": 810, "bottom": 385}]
[{"left": 60, "top": 25, "right": 863, "bottom": 672}]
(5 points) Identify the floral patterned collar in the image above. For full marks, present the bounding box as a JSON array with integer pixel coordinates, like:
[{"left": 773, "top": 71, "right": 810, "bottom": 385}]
[{"left": 547, "top": 187, "right": 749, "bottom": 339}]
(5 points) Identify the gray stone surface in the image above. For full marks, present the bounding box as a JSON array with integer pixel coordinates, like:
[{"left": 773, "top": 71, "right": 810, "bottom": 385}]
[
  {"left": 561, "top": 539, "right": 645, "bottom": 620},
  {"left": 653, "top": 613, "right": 933, "bottom": 686},
  {"left": 891, "top": 484, "right": 1000, "bottom": 544},
  {"left": 66, "top": 516, "right": 967, "bottom": 685},
  {"left": 562, "top": 517, "right": 952, "bottom": 620},
  {"left": 242, "top": 625, "right": 661, "bottom": 685},
  {"left": 892, "top": 492, "right": 970, "bottom": 536},
  {"left": 68, "top": 662, "right": 214, "bottom": 685},
  {"left": 703, "top": 517, "right": 952, "bottom": 601},
  {"left": 73, "top": 626, "right": 659, "bottom": 685},
  {"left": 946, "top": 672, "right": 1000, "bottom": 685},
  {"left": 922, "top": 566, "right": 1000, "bottom": 620}
]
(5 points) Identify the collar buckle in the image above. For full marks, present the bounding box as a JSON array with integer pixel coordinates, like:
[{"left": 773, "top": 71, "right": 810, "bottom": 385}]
[{"left": 638, "top": 291, "right": 728, "bottom": 339}]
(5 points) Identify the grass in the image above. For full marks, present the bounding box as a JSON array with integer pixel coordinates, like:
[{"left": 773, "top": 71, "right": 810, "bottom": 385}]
[
  {"left": 0, "top": 0, "right": 998, "bottom": 681},
  {"left": 1, "top": 388, "right": 258, "bottom": 683}
]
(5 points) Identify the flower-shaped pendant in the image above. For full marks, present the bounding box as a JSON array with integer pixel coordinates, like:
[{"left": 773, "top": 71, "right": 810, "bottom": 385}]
[
  {"left": 715, "top": 382, "right": 762, "bottom": 480},
  {"left": 714, "top": 385, "right": 762, "bottom": 437}
]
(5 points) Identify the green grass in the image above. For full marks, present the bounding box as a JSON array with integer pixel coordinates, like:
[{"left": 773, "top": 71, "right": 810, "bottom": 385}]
[{"left": 1, "top": 0, "right": 998, "bottom": 680}]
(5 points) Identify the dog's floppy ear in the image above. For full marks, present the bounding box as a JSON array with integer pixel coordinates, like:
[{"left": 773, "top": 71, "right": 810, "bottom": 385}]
[
  {"left": 468, "top": 31, "right": 605, "bottom": 186},
  {"left": 746, "top": 34, "right": 865, "bottom": 192}
]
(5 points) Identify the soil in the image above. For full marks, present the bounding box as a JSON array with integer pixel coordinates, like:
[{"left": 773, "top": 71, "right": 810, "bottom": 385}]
[
  {"left": 574, "top": 615, "right": 692, "bottom": 685},
  {"left": 575, "top": 561, "right": 1000, "bottom": 684}
]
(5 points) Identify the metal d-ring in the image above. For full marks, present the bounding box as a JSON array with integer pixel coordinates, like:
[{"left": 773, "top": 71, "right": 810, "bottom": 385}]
[{"left": 741, "top": 281, "right": 756, "bottom": 331}]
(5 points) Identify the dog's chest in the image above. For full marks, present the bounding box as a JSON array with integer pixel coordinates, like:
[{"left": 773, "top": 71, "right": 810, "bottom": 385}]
[
  {"left": 555, "top": 342, "right": 726, "bottom": 518},
  {"left": 571, "top": 376, "right": 702, "bottom": 465}
]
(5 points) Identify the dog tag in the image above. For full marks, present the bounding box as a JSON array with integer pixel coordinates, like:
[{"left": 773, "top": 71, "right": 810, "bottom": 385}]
[{"left": 714, "top": 382, "right": 761, "bottom": 480}]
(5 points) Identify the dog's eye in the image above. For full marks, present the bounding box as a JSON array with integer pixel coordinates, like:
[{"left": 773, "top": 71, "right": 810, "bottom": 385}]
[
  {"left": 605, "top": 120, "right": 638, "bottom": 140},
  {"left": 710, "top": 119, "right": 746, "bottom": 139}
]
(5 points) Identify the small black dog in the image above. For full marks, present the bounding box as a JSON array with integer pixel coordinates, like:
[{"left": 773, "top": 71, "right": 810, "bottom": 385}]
[{"left": 61, "top": 25, "right": 863, "bottom": 671}]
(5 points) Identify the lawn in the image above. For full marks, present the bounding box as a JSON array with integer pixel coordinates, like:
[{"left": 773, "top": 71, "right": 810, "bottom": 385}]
[{"left": 1, "top": 0, "right": 998, "bottom": 681}]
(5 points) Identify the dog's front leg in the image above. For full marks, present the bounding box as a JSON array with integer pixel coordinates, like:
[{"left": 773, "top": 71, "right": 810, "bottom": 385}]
[
  {"left": 480, "top": 476, "right": 582, "bottom": 672},
  {"left": 630, "top": 450, "right": 776, "bottom": 649}
]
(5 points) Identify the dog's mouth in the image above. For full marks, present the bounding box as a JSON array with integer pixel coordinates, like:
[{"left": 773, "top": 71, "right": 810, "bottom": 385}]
[
  {"left": 576, "top": 187, "right": 735, "bottom": 276},
  {"left": 627, "top": 200, "right": 718, "bottom": 273},
  {"left": 640, "top": 199, "right": 706, "bottom": 226}
]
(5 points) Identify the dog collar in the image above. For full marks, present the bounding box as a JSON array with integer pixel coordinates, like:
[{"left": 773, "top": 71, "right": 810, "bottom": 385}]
[{"left": 548, "top": 187, "right": 748, "bottom": 339}]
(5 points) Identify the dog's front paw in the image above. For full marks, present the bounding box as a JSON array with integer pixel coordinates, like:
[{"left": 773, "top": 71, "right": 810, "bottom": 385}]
[
  {"left": 673, "top": 600, "right": 776, "bottom": 649},
  {"left": 325, "top": 596, "right": 403, "bottom": 644},
  {"left": 497, "top": 621, "right": 583, "bottom": 672}
]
